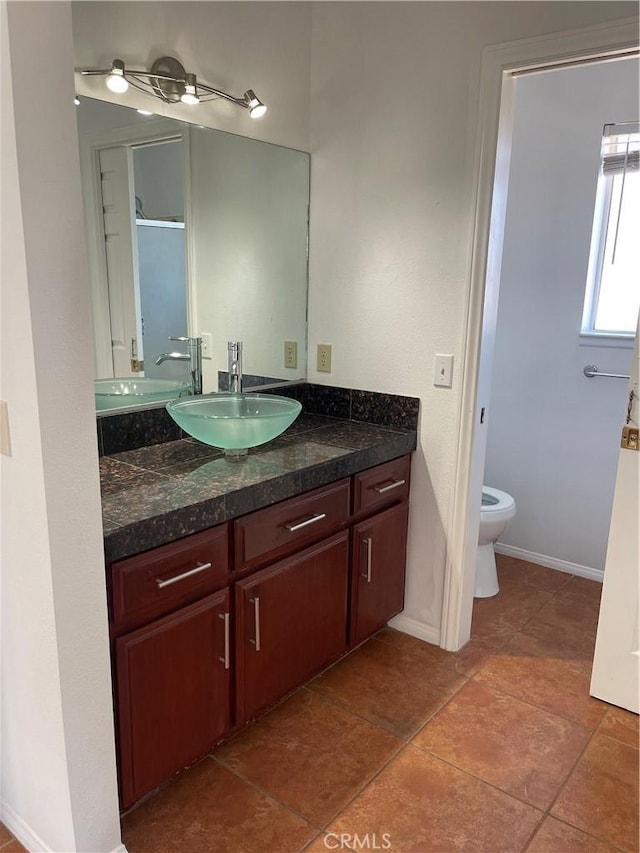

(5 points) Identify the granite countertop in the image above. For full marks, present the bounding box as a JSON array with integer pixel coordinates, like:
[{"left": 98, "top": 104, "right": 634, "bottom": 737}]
[{"left": 101, "top": 413, "right": 417, "bottom": 563}]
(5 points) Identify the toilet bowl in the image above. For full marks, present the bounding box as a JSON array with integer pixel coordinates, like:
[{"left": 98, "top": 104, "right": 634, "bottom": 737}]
[{"left": 475, "top": 486, "right": 516, "bottom": 598}]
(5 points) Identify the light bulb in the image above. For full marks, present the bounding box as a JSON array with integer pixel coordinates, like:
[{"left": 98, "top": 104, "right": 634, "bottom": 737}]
[
  {"left": 249, "top": 102, "right": 267, "bottom": 119},
  {"left": 106, "top": 60, "right": 128, "bottom": 94},
  {"left": 181, "top": 88, "right": 199, "bottom": 105},
  {"left": 181, "top": 74, "right": 200, "bottom": 105},
  {"left": 244, "top": 90, "right": 266, "bottom": 119}
]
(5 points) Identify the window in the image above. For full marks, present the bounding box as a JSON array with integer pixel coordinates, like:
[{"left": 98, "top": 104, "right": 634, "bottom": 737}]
[{"left": 582, "top": 122, "right": 640, "bottom": 340}]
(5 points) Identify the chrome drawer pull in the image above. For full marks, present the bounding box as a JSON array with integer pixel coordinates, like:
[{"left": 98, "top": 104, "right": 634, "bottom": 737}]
[
  {"left": 218, "top": 612, "right": 230, "bottom": 670},
  {"left": 285, "top": 512, "right": 327, "bottom": 532},
  {"left": 373, "top": 479, "right": 406, "bottom": 494},
  {"left": 362, "top": 537, "right": 373, "bottom": 583},
  {"left": 155, "top": 561, "right": 212, "bottom": 589},
  {"left": 249, "top": 596, "right": 261, "bottom": 651}
]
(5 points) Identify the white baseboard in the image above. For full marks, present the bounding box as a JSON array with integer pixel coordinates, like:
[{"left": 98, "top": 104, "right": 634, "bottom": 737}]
[
  {"left": 388, "top": 614, "right": 442, "bottom": 646},
  {"left": 494, "top": 543, "right": 604, "bottom": 584},
  {"left": 1, "top": 799, "right": 128, "bottom": 853},
  {"left": 1, "top": 799, "right": 51, "bottom": 852}
]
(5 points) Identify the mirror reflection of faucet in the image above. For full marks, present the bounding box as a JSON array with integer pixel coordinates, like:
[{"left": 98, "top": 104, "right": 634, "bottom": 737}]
[
  {"left": 228, "top": 341, "right": 243, "bottom": 394},
  {"left": 155, "top": 336, "right": 202, "bottom": 395}
]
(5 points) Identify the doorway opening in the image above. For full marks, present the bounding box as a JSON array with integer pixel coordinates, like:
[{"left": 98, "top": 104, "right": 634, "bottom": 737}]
[{"left": 440, "top": 20, "right": 639, "bottom": 654}]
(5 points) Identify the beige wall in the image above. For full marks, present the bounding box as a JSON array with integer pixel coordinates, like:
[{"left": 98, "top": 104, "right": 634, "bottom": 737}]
[{"left": 307, "top": 1, "right": 638, "bottom": 635}]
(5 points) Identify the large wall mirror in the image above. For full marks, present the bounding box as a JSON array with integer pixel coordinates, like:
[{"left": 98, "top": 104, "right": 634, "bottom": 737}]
[{"left": 76, "top": 97, "right": 309, "bottom": 412}]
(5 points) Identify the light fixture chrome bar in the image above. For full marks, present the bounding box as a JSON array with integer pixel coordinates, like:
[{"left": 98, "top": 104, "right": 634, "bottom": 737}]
[{"left": 77, "top": 55, "right": 266, "bottom": 117}]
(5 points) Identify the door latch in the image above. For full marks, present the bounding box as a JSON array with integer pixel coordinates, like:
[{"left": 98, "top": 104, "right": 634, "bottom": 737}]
[
  {"left": 130, "top": 338, "right": 144, "bottom": 373},
  {"left": 621, "top": 426, "right": 639, "bottom": 451}
]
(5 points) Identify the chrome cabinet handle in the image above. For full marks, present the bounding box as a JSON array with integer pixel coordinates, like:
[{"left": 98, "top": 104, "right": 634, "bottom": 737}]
[
  {"left": 373, "top": 479, "right": 406, "bottom": 494},
  {"left": 361, "top": 537, "right": 373, "bottom": 583},
  {"left": 218, "top": 612, "right": 230, "bottom": 670},
  {"left": 249, "top": 596, "right": 261, "bottom": 651},
  {"left": 155, "top": 561, "right": 212, "bottom": 589},
  {"left": 285, "top": 512, "right": 327, "bottom": 532}
]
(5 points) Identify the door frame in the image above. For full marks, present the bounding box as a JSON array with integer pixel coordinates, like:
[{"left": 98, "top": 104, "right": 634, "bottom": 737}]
[
  {"left": 78, "top": 118, "right": 189, "bottom": 378},
  {"left": 441, "top": 17, "right": 640, "bottom": 651}
]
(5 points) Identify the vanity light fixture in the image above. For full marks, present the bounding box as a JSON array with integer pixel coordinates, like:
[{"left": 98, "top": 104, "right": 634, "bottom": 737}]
[{"left": 78, "top": 55, "right": 267, "bottom": 119}]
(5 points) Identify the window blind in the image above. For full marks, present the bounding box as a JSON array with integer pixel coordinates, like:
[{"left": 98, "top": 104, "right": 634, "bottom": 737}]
[{"left": 602, "top": 121, "right": 639, "bottom": 176}]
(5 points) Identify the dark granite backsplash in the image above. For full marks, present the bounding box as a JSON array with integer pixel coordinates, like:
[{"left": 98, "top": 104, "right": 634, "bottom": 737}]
[
  {"left": 97, "top": 405, "right": 182, "bottom": 456},
  {"left": 97, "top": 383, "right": 419, "bottom": 457}
]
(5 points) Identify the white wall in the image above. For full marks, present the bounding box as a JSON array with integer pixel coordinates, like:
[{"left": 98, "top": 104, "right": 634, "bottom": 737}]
[
  {"left": 484, "top": 59, "right": 638, "bottom": 574},
  {"left": 307, "top": 1, "right": 638, "bottom": 636},
  {"left": 1, "top": 3, "right": 122, "bottom": 851}
]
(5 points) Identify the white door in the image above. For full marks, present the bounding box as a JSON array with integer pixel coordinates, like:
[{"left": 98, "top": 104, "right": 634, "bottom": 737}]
[
  {"left": 590, "top": 321, "right": 640, "bottom": 713},
  {"left": 99, "top": 146, "right": 142, "bottom": 377}
]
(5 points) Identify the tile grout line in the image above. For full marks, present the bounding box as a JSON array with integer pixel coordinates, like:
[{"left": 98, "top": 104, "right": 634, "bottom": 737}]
[
  {"left": 211, "top": 742, "right": 405, "bottom": 849},
  {"left": 210, "top": 670, "right": 465, "bottom": 841},
  {"left": 408, "top": 720, "right": 626, "bottom": 853},
  {"left": 207, "top": 753, "right": 325, "bottom": 836},
  {"left": 309, "top": 681, "right": 474, "bottom": 835},
  {"left": 467, "top": 648, "right": 602, "bottom": 731},
  {"left": 534, "top": 719, "right": 630, "bottom": 853},
  {"left": 210, "top": 698, "right": 408, "bottom": 834},
  {"left": 303, "top": 667, "right": 469, "bottom": 743}
]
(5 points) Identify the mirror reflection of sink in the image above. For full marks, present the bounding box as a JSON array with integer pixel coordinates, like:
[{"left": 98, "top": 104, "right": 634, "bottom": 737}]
[
  {"left": 166, "top": 393, "right": 302, "bottom": 453},
  {"left": 95, "top": 377, "right": 192, "bottom": 410}
]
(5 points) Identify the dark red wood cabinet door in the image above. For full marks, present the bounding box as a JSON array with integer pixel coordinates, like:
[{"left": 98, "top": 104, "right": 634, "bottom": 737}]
[
  {"left": 236, "top": 531, "right": 349, "bottom": 724},
  {"left": 116, "top": 589, "right": 231, "bottom": 808},
  {"left": 351, "top": 502, "right": 409, "bottom": 646}
]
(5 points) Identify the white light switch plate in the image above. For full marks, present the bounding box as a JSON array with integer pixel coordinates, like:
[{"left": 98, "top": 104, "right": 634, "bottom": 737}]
[
  {"left": 0, "top": 400, "right": 11, "bottom": 456},
  {"left": 200, "top": 332, "right": 213, "bottom": 360},
  {"left": 434, "top": 354, "right": 454, "bottom": 388}
]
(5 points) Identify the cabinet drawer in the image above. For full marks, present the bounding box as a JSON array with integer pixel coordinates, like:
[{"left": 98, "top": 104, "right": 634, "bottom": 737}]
[
  {"left": 353, "top": 456, "right": 411, "bottom": 516},
  {"left": 111, "top": 525, "right": 230, "bottom": 632},
  {"left": 234, "top": 479, "right": 350, "bottom": 573}
]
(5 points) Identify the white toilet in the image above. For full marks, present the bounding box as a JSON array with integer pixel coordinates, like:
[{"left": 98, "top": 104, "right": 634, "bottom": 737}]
[{"left": 475, "top": 486, "right": 517, "bottom": 598}]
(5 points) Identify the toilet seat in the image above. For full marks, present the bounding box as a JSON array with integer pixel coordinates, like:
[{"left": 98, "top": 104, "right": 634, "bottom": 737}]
[{"left": 481, "top": 486, "right": 515, "bottom": 513}]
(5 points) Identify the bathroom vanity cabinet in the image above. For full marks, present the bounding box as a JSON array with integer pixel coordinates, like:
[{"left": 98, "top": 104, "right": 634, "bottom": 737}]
[{"left": 107, "top": 454, "right": 411, "bottom": 810}]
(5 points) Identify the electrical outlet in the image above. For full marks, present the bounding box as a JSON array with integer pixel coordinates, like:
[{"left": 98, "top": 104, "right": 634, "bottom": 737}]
[
  {"left": 317, "top": 343, "right": 332, "bottom": 373},
  {"left": 200, "top": 332, "right": 213, "bottom": 360},
  {"left": 284, "top": 340, "right": 297, "bottom": 369}
]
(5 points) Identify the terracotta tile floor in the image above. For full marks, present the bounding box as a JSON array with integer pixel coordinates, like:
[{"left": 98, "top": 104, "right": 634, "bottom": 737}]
[
  {"left": 4, "top": 556, "right": 637, "bottom": 853},
  {"left": 0, "top": 823, "right": 26, "bottom": 852}
]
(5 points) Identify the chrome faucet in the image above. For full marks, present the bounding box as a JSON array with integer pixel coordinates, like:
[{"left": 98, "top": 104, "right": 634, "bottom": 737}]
[
  {"left": 155, "top": 336, "right": 202, "bottom": 395},
  {"left": 228, "top": 341, "right": 243, "bottom": 394}
]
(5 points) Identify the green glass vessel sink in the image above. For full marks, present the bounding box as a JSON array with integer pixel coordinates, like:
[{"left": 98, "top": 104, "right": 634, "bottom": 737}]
[
  {"left": 94, "top": 377, "right": 192, "bottom": 410},
  {"left": 166, "top": 393, "right": 302, "bottom": 451}
]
